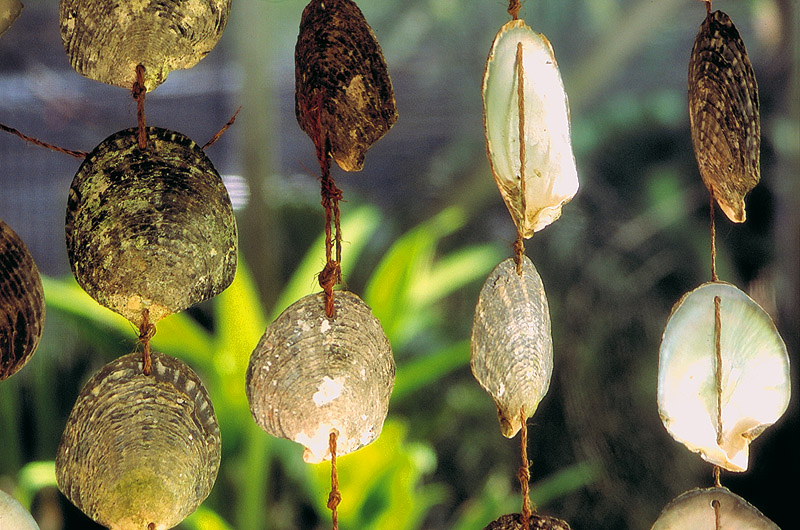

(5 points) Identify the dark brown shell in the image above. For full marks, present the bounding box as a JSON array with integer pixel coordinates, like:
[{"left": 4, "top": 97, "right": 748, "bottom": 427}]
[
  {"left": 295, "top": 0, "right": 397, "bottom": 172},
  {"left": 689, "top": 10, "right": 760, "bottom": 223},
  {"left": 0, "top": 220, "right": 45, "bottom": 381},
  {"left": 59, "top": 0, "right": 231, "bottom": 90},
  {"left": 56, "top": 351, "right": 221, "bottom": 530},
  {"left": 65, "top": 127, "right": 237, "bottom": 328},
  {"left": 471, "top": 257, "right": 553, "bottom": 438},
  {"left": 484, "top": 513, "right": 571, "bottom": 530},
  {"left": 246, "top": 291, "right": 395, "bottom": 463}
]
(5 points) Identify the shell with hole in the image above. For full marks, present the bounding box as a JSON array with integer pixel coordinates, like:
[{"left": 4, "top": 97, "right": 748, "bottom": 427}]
[
  {"left": 657, "top": 282, "right": 790, "bottom": 472},
  {"left": 651, "top": 487, "right": 778, "bottom": 529},
  {"left": 65, "top": 127, "right": 237, "bottom": 329},
  {"left": 246, "top": 291, "right": 395, "bottom": 463},
  {"left": 56, "top": 352, "right": 221, "bottom": 530},
  {"left": 1, "top": 219, "right": 45, "bottom": 381},
  {"left": 59, "top": 0, "right": 231, "bottom": 91},
  {"left": 0, "top": 489, "right": 41, "bottom": 530},
  {"left": 482, "top": 19, "right": 579, "bottom": 237},
  {"left": 471, "top": 257, "right": 553, "bottom": 438}
]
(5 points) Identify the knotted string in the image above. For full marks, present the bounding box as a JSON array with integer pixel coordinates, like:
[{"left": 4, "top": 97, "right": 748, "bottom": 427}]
[
  {"left": 328, "top": 431, "right": 342, "bottom": 530},
  {"left": 518, "top": 407, "right": 533, "bottom": 530},
  {"left": 132, "top": 64, "right": 147, "bottom": 149},
  {"left": 508, "top": 0, "right": 522, "bottom": 20},
  {"left": 138, "top": 308, "right": 157, "bottom": 376}
]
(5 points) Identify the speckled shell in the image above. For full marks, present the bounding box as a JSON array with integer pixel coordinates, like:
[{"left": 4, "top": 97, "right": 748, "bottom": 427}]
[
  {"left": 59, "top": 0, "right": 231, "bottom": 91},
  {"left": 65, "top": 127, "right": 237, "bottom": 329},
  {"left": 295, "top": 0, "right": 397, "bottom": 172},
  {"left": 0, "top": 0, "right": 23, "bottom": 38},
  {"left": 0, "top": 220, "right": 44, "bottom": 381},
  {"left": 56, "top": 351, "right": 220, "bottom": 530},
  {"left": 689, "top": 10, "right": 760, "bottom": 223},
  {"left": 471, "top": 257, "right": 553, "bottom": 438},
  {"left": 482, "top": 19, "right": 579, "bottom": 237},
  {"left": 651, "top": 487, "right": 778, "bottom": 529},
  {"left": 483, "top": 513, "right": 571, "bottom": 530},
  {"left": 0, "top": 489, "right": 41, "bottom": 530},
  {"left": 658, "top": 282, "right": 790, "bottom": 472},
  {"left": 246, "top": 291, "right": 395, "bottom": 463}
]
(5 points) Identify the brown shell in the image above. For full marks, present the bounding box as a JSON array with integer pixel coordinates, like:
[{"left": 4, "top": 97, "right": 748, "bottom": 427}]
[
  {"left": 689, "top": 10, "right": 760, "bottom": 223},
  {"left": 0, "top": 220, "right": 45, "bottom": 381},
  {"left": 651, "top": 487, "right": 778, "bottom": 529},
  {"left": 0, "top": 0, "right": 23, "bottom": 38},
  {"left": 471, "top": 257, "right": 553, "bottom": 438},
  {"left": 483, "top": 513, "right": 572, "bottom": 530},
  {"left": 295, "top": 0, "right": 397, "bottom": 172},
  {"left": 56, "top": 351, "right": 221, "bottom": 530},
  {"left": 246, "top": 291, "right": 395, "bottom": 463},
  {"left": 59, "top": 0, "right": 231, "bottom": 91},
  {"left": 65, "top": 127, "right": 237, "bottom": 328}
]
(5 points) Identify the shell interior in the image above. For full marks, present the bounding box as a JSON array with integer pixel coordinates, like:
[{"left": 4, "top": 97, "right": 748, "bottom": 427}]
[
  {"left": 246, "top": 291, "right": 395, "bottom": 463},
  {"left": 471, "top": 257, "right": 553, "bottom": 438},
  {"left": 657, "top": 282, "right": 790, "bottom": 471},
  {"left": 56, "top": 351, "right": 221, "bottom": 530},
  {"left": 65, "top": 127, "right": 237, "bottom": 328},
  {"left": 651, "top": 487, "right": 778, "bottom": 529},
  {"left": 482, "top": 19, "right": 579, "bottom": 237},
  {"left": 0, "top": 489, "right": 41, "bottom": 530}
]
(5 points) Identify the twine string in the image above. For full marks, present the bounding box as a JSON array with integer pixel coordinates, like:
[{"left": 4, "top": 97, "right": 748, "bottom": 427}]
[
  {"left": 138, "top": 308, "right": 157, "bottom": 376},
  {"left": 518, "top": 407, "right": 532, "bottom": 530},
  {"left": 513, "top": 41, "right": 528, "bottom": 275},
  {"left": 508, "top": 0, "right": 522, "bottom": 20},
  {"left": 327, "top": 431, "right": 342, "bottom": 530},
  {"left": 710, "top": 194, "right": 718, "bottom": 282},
  {"left": 699, "top": 0, "right": 712, "bottom": 16},
  {"left": 0, "top": 123, "right": 87, "bottom": 159},
  {"left": 712, "top": 498, "right": 721, "bottom": 530},
  {"left": 132, "top": 65, "right": 147, "bottom": 150},
  {"left": 203, "top": 106, "right": 243, "bottom": 150},
  {"left": 513, "top": 233, "right": 525, "bottom": 275}
]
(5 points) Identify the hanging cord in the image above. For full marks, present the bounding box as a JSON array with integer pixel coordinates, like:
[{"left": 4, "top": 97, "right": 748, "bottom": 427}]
[
  {"left": 328, "top": 431, "right": 342, "bottom": 530},
  {"left": 517, "top": 407, "right": 533, "bottom": 530},
  {"left": 0, "top": 123, "right": 87, "bottom": 159},
  {"left": 709, "top": 194, "right": 718, "bottom": 282},
  {"left": 508, "top": 0, "right": 522, "bottom": 20},
  {"left": 699, "top": 0, "right": 712, "bottom": 16},
  {"left": 712, "top": 295, "right": 723, "bottom": 493},
  {"left": 203, "top": 106, "right": 242, "bottom": 150},
  {"left": 513, "top": 233, "right": 526, "bottom": 275},
  {"left": 138, "top": 308, "right": 157, "bottom": 376},
  {"left": 132, "top": 64, "right": 148, "bottom": 149},
  {"left": 513, "top": 41, "right": 527, "bottom": 276}
]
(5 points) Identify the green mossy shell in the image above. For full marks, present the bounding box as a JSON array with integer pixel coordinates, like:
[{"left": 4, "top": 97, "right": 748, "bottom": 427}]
[{"left": 484, "top": 513, "right": 571, "bottom": 530}]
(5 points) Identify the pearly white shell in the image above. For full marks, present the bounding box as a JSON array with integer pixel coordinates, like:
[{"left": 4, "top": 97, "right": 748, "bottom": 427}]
[
  {"left": 651, "top": 487, "right": 778, "bottom": 529},
  {"left": 0, "top": 489, "right": 41, "bottom": 530},
  {"left": 657, "top": 282, "right": 790, "bottom": 472},
  {"left": 482, "top": 19, "right": 579, "bottom": 237}
]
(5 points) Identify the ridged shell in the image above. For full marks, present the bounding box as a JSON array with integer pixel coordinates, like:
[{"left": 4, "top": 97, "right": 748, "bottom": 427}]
[
  {"left": 651, "top": 487, "right": 778, "bottom": 529},
  {"left": 471, "top": 257, "right": 553, "bottom": 438},
  {"left": 56, "top": 351, "right": 221, "bottom": 530},
  {"left": 59, "top": 0, "right": 231, "bottom": 91},
  {"left": 295, "top": 0, "right": 398, "bottom": 172},
  {"left": 0, "top": 0, "right": 23, "bottom": 38},
  {"left": 689, "top": 10, "right": 760, "bottom": 223},
  {"left": 246, "top": 291, "right": 395, "bottom": 463},
  {"left": 1, "top": 220, "right": 45, "bottom": 381},
  {"left": 65, "top": 127, "right": 237, "bottom": 328},
  {"left": 483, "top": 513, "right": 571, "bottom": 530},
  {"left": 0, "top": 489, "right": 41, "bottom": 530},
  {"left": 658, "top": 282, "right": 790, "bottom": 472},
  {"left": 482, "top": 19, "right": 579, "bottom": 237}
]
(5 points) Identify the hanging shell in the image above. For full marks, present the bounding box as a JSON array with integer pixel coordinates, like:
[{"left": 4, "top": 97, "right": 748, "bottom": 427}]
[
  {"left": 246, "top": 291, "right": 395, "bottom": 463},
  {"left": 295, "top": 0, "right": 398, "bottom": 172},
  {"left": 65, "top": 127, "right": 237, "bottom": 329},
  {"left": 0, "top": 0, "right": 22, "bottom": 38},
  {"left": 56, "top": 351, "right": 221, "bottom": 530},
  {"left": 1, "top": 220, "right": 45, "bottom": 381},
  {"left": 651, "top": 487, "right": 778, "bottom": 529},
  {"left": 482, "top": 19, "right": 579, "bottom": 237},
  {"left": 59, "top": 0, "right": 231, "bottom": 91},
  {"left": 471, "top": 257, "right": 553, "bottom": 438},
  {"left": 0, "top": 489, "right": 41, "bottom": 530},
  {"left": 689, "top": 10, "right": 760, "bottom": 223},
  {"left": 483, "top": 513, "right": 571, "bottom": 530},
  {"left": 658, "top": 282, "right": 790, "bottom": 472}
]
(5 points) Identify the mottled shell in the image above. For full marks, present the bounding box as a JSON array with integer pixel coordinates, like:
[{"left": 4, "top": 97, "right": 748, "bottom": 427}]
[
  {"left": 0, "top": 0, "right": 23, "bottom": 37},
  {"left": 59, "top": 0, "right": 231, "bottom": 91},
  {"left": 689, "top": 10, "right": 760, "bottom": 223},
  {"left": 1, "top": 220, "right": 44, "bottom": 381},
  {"left": 65, "top": 127, "right": 237, "bottom": 329},
  {"left": 651, "top": 487, "right": 778, "bottom": 529},
  {"left": 0, "top": 489, "right": 41, "bottom": 530},
  {"left": 246, "top": 291, "right": 395, "bottom": 463},
  {"left": 56, "top": 352, "right": 221, "bottom": 530},
  {"left": 471, "top": 257, "right": 553, "bottom": 438},
  {"left": 483, "top": 513, "right": 571, "bottom": 530},
  {"left": 483, "top": 19, "right": 579, "bottom": 237},
  {"left": 295, "top": 0, "right": 398, "bottom": 172},
  {"left": 658, "top": 282, "right": 790, "bottom": 472}
]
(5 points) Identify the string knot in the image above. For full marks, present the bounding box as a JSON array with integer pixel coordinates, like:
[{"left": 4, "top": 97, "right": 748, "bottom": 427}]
[
  {"left": 138, "top": 308, "right": 157, "bottom": 375},
  {"left": 508, "top": 0, "right": 522, "bottom": 20}
]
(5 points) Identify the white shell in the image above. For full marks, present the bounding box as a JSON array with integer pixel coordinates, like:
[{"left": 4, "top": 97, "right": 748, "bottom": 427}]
[
  {"left": 658, "top": 282, "right": 790, "bottom": 471},
  {"left": 651, "top": 487, "right": 778, "bottom": 529},
  {"left": 482, "top": 19, "right": 579, "bottom": 237},
  {"left": 0, "top": 490, "right": 41, "bottom": 530}
]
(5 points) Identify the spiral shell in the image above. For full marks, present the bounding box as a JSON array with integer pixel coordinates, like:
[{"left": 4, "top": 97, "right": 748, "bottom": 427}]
[
  {"left": 658, "top": 282, "right": 790, "bottom": 472},
  {"left": 689, "top": 10, "right": 760, "bottom": 223},
  {"left": 65, "top": 127, "right": 237, "bottom": 328},
  {"left": 56, "top": 351, "right": 220, "bottom": 530},
  {"left": 483, "top": 513, "right": 571, "bottom": 530},
  {"left": 471, "top": 257, "right": 553, "bottom": 438},
  {"left": 651, "top": 487, "right": 778, "bottom": 529},
  {"left": 0, "top": 489, "right": 41, "bottom": 530},
  {"left": 295, "top": 0, "right": 398, "bottom": 172},
  {"left": 1, "top": 220, "right": 45, "bottom": 381},
  {"left": 246, "top": 291, "right": 395, "bottom": 463},
  {"left": 0, "top": 0, "right": 23, "bottom": 38},
  {"left": 59, "top": 0, "right": 231, "bottom": 91}
]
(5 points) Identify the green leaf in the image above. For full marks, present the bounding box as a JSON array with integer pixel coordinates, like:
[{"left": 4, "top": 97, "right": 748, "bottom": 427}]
[
  {"left": 14, "top": 461, "right": 57, "bottom": 509},
  {"left": 392, "top": 340, "right": 470, "bottom": 403},
  {"left": 184, "top": 506, "right": 236, "bottom": 530}
]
